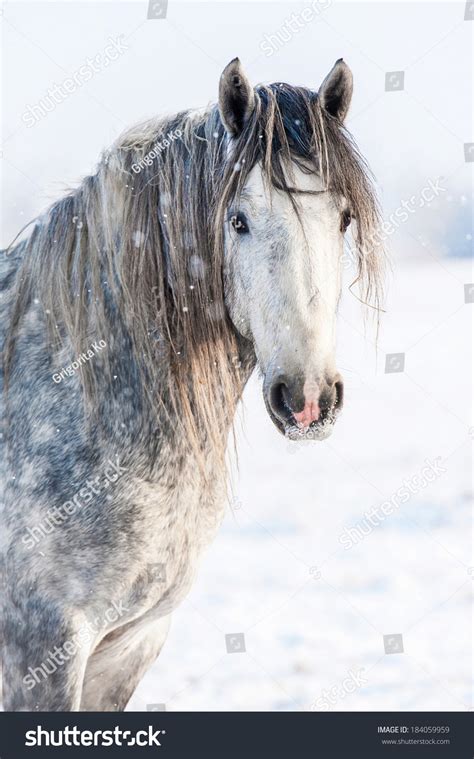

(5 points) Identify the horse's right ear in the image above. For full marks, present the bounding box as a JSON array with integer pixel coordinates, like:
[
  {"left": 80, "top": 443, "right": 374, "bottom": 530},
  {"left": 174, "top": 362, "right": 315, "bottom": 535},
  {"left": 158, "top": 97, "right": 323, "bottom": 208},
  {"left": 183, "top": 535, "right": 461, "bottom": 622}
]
[{"left": 218, "top": 58, "right": 255, "bottom": 137}]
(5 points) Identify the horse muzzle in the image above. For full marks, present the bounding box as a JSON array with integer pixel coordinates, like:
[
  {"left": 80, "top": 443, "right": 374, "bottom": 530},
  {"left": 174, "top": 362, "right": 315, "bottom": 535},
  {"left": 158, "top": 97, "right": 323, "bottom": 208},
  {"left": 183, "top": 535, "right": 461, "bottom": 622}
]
[{"left": 263, "top": 371, "right": 344, "bottom": 440}]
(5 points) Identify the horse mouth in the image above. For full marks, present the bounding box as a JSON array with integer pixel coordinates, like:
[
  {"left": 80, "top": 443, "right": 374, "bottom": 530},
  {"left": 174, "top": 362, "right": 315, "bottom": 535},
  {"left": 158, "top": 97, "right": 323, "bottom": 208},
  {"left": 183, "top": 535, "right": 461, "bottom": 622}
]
[
  {"left": 264, "top": 391, "right": 341, "bottom": 441},
  {"left": 284, "top": 416, "right": 338, "bottom": 441}
]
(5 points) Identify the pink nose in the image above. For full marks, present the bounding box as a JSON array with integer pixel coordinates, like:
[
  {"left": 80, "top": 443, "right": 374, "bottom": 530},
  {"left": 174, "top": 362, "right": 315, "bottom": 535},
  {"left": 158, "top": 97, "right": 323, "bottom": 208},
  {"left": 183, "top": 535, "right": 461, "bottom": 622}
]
[{"left": 293, "top": 401, "right": 320, "bottom": 428}]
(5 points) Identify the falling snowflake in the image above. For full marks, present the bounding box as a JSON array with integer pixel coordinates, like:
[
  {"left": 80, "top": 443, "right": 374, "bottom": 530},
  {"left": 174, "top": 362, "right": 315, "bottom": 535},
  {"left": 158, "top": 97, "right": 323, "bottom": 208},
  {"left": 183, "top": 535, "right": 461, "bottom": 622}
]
[
  {"left": 132, "top": 230, "right": 146, "bottom": 248},
  {"left": 189, "top": 255, "right": 206, "bottom": 280}
]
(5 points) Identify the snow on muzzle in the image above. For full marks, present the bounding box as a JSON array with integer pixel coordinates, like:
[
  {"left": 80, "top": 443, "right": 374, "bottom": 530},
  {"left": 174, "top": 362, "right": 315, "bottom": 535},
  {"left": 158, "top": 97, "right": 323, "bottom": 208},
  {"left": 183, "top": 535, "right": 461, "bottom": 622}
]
[{"left": 263, "top": 372, "right": 344, "bottom": 439}]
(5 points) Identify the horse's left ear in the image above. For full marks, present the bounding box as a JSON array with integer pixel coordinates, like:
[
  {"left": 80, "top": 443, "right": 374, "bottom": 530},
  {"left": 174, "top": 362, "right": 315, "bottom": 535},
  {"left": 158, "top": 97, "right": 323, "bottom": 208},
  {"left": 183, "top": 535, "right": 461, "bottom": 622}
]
[
  {"left": 218, "top": 58, "right": 255, "bottom": 137},
  {"left": 318, "top": 59, "right": 353, "bottom": 122}
]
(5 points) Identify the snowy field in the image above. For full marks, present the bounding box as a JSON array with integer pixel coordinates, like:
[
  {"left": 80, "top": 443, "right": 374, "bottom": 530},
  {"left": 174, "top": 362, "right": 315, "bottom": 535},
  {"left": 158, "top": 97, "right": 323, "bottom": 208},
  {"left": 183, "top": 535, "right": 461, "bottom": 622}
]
[
  {"left": 2, "top": 1, "right": 472, "bottom": 713},
  {"left": 130, "top": 256, "right": 472, "bottom": 712}
]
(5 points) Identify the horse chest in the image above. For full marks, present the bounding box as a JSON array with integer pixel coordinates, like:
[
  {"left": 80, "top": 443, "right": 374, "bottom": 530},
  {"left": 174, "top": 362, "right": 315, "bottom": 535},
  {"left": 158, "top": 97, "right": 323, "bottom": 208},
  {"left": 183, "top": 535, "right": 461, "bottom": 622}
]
[{"left": 122, "top": 472, "right": 226, "bottom": 617}]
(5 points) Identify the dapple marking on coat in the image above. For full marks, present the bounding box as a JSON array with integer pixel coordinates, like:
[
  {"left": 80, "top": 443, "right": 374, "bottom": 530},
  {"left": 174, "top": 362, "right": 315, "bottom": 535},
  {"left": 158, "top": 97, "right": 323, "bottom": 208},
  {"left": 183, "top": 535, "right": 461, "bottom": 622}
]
[{"left": 0, "top": 58, "right": 383, "bottom": 711}]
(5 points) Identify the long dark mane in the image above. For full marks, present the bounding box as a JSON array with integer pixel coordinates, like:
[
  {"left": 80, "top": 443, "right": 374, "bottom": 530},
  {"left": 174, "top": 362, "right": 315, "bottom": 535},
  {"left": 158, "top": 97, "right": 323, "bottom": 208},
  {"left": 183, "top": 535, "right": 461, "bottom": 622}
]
[{"left": 4, "top": 82, "right": 383, "bottom": 467}]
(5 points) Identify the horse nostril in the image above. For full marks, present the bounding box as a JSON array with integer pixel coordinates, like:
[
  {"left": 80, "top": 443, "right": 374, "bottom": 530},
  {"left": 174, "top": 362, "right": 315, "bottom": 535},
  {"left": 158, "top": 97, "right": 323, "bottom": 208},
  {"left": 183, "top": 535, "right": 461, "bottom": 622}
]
[
  {"left": 334, "top": 379, "right": 344, "bottom": 411},
  {"left": 269, "top": 380, "right": 294, "bottom": 425},
  {"left": 318, "top": 377, "right": 344, "bottom": 423}
]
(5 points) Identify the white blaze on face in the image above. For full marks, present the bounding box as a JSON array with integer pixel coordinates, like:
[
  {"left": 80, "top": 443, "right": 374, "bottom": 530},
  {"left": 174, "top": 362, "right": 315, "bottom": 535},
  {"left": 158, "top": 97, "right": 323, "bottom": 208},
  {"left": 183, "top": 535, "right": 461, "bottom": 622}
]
[{"left": 225, "top": 162, "right": 344, "bottom": 397}]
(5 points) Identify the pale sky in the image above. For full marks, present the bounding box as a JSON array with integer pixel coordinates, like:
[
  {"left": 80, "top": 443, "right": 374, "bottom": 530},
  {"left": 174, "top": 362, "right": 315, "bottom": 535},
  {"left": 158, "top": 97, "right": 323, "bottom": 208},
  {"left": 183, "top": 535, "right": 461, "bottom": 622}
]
[{"left": 1, "top": 1, "right": 472, "bottom": 257}]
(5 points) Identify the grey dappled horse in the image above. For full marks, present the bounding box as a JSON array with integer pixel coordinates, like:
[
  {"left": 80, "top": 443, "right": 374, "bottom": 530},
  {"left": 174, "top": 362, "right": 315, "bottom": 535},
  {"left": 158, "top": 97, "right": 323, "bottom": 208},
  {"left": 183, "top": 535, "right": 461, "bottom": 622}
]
[{"left": 0, "top": 58, "right": 382, "bottom": 711}]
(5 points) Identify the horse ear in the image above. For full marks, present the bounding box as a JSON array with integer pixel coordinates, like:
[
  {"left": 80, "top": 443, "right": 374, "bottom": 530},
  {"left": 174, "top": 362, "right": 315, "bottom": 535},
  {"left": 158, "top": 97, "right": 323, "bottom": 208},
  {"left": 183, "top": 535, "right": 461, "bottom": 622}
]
[
  {"left": 318, "top": 59, "right": 353, "bottom": 122},
  {"left": 218, "top": 58, "right": 255, "bottom": 137}
]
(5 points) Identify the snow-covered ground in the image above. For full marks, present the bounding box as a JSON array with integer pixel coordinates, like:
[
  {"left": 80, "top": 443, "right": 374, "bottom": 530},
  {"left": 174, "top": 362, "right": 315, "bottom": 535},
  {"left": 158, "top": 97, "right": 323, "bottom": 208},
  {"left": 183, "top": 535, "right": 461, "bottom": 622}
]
[{"left": 130, "top": 256, "right": 472, "bottom": 712}]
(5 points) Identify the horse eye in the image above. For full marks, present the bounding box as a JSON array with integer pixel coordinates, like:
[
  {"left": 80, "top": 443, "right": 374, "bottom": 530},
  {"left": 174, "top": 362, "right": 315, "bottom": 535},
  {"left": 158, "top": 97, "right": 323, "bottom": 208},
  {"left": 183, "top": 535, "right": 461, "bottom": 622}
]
[
  {"left": 230, "top": 213, "right": 249, "bottom": 235},
  {"left": 341, "top": 210, "right": 352, "bottom": 232}
]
